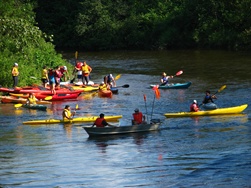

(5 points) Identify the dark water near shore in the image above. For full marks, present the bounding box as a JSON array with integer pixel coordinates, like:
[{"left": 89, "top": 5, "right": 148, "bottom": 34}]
[{"left": 0, "top": 50, "right": 251, "bottom": 187}]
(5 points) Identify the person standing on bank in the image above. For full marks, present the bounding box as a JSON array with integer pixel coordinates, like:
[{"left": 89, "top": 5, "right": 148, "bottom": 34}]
[
  {"left": 92, "top": 113, "right": 115, "bottom": 127},
  {"left": 11, "top": 63, "right": 19, "bottom": 88},
  {"left": 81, "top": 61, "right": 92, "bottom": 85},
  {"left": 41, "top": 66, "right": 49, "bottom": 87}
]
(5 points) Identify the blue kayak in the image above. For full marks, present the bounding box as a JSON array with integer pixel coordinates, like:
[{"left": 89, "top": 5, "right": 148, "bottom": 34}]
[{"left": 150, "top": 82, "right": 192, "bottom": 89}]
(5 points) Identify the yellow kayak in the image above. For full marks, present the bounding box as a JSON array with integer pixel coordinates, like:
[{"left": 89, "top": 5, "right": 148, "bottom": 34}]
[
  {"left": 71, "top": 85, "right": 99, "bottom": 92},
  {"left": 164, "top": 104, "right": 248, "bottom": 118},
  {"left": 23, "top": 115, "right": 122, "bottom": 125}
]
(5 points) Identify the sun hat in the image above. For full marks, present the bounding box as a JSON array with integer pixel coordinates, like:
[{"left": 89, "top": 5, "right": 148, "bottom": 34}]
[
  {"left": 14, "top": 63, "right": 18, "bottom": 66},
  {"left": 63, "top": 66, "right": 67, "bottom": 70},
  {"left": 134, "top": 108, "right": 139, "bottom": 112}
]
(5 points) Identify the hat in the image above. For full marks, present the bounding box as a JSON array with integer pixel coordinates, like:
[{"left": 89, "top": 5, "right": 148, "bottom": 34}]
[
  {"left": 63, "top": 66, "right": 67, "bottom": 70},
  {"left": 14, "top": 63, "right": 18, "bottom": 66},
  {"left": 134, "top": 108, "right": 139, "bottom": 112},
  {"left": 101, "top": 81, "right": 104, "bottom": 84},
  {"left": 193, "top": 100, "right": 197, "bottom": 104}
]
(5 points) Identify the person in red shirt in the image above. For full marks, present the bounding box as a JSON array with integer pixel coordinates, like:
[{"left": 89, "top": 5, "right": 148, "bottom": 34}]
[
  {"left": 132, "top": 108, "right": 146, "bottom": 125},
  {"left": 190, "top": 100, "right": 200, "bottom": 112},
  {"left": 74, "top": 60, "right": 84, "bottom": 82},
  {"left": 92, "top": 113, "right": 115, "bottom": 127}
]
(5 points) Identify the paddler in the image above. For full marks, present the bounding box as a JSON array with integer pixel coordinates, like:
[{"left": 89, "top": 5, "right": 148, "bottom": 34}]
[
  {"left": 26, "top": 93, "right": 37, "bottom": 106},
  {"left": 99, "top": 81, "right": 110, "bottom": 91},
  {"left": 62, "top": 105, "right": 76, "bottom": 120},
  {"left": 92, "top": 113, "right": 116, "bottom": 127},
  {"left": 132, "top": 108, "right": 146, "bottom": 125},
  {"left": 160, "top": 72, "right": 173, "bottom": 86},
  {"left": 190, "top": 100, "right": 200, "bottom": 112}
]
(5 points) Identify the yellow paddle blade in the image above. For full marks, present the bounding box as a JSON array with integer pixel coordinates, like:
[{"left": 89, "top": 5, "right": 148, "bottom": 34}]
[
  {"left": 75, "top": 51, "right": 78, "bottom": 59},
  {"left": 218, "top": 85, "right": 226, "bottom": 93},
  {"left": 14, "top": 103, "right": 23, "bottom": 108},
  {"left": 115, "top": 74, "right": 121, "bottom": 80},
  {"left": 75, "top": 104, "right": 79, "bottom": 110},
  {"left": 44, "top": 96, "right": 53, "bottom": 100}
]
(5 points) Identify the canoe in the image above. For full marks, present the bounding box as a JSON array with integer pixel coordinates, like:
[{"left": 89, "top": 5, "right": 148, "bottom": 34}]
[
  {"left": 0, "top": 96, "right": 51, "bottom": 104},
  {"left": 22, "top": 115, "right": 123, "bottom": 125},
  {"left": 83, "top": 119, "right": 161, "bottom": 137},
  {"left": 150, "top": 82, "right": 192, "bottom": 89},
  {"left": 71, "top": 85, "right": 99, "bottom": 92},
  {"left": 22, "top": 104, "right": 47, "bottom": 111},
  {"left": 98, "top": 90, "right": 112, "bottom": 98},
  {"left": 202, "top": 102, "right": 218, "bottom": 110},
  {"left": 164, "top": 104, "right": 248, "bottom": 118},
  {"left": 34, "top": 93, "right": 81, "bottom": 101}
]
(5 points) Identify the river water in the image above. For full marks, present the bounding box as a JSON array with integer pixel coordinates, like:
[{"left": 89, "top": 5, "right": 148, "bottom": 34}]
[{"left": 0, "top": 50, "right": 251, "bottom": 187}]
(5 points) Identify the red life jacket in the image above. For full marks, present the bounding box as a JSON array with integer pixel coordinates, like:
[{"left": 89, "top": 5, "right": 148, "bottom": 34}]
[
  {"left": 133, "top": 112, "right": 143, "bottom": 124},
  {"left": 94, "top": 118, "right": 105, "bottom": 127},
  {"left": 190, "top": 104, "right": 199, "bottom": 112}
]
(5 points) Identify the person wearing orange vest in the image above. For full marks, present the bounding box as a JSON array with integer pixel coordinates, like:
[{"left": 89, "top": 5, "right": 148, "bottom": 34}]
[
  {"left": 190, "top": 100, "right": 200, "bottom": 112},
  {"left": 62, "top": 105, "right": 76, "bottom": 121},
  {"left": 132, "top": 108, "right": 146, "bottom": 125},
  {"left": 11, "top": 63, "right": 19, "bottom": 88},
  {"left": 92, "top": 113, "right": 115, "bottom": 127},
  {"left": 81, "top": 61, "right": 92, "bottom": 85}
]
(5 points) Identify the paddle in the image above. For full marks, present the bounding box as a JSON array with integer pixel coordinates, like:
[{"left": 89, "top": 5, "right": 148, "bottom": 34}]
[
  {"left": 44, "top": 96, "right": 53, "bottom": 100},
  {"left": 160, "top": 70, "right": 183, "bottom": 86},
  {"left": 72, "top": 104, "right": 78, "bottom": 118},
  {"left": 115, "top": 84, "right": 129, "bottom": 88},
  {"left": 199, "top": 85, "right": 226, "bottom": 107},
  {"left": 14, "top": 103, "right": 23, "bottom": 108},
  {"left": 115, "top": 74, "right": 121, "bottom": 80}
]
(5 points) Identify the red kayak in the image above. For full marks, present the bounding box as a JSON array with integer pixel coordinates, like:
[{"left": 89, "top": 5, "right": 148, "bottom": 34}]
[
  {"left": 98, "top": 90, "right": 112, "bottom": 98},
  {"left": 0, "top": 86, "right": 82, "bottom": 95},
  {"left": 34, "top": 93, "right": 81, "bottom": 101}
]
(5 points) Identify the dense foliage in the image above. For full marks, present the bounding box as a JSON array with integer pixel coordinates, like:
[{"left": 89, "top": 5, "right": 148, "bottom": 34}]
[
  {"left": 35, "top": 0, "right": 251, "bottom": 51},
  {"left": 0, "top": 0, "right": 70, "bottom": 87}
]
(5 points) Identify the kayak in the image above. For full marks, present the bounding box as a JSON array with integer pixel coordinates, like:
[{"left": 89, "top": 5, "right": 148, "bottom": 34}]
[
  {"left": 98, "top": 90, "right": 113, "bottom": 98},
  {"left": 150, "top": 82, "right": 192, "bottom": 89},
  {"left": 0, "top": 96, "right": 51, "bottom": 104},
  {"left": 0, "top": 86, "right": 83, "bottom": 95},
  {"left": 34, "top": 93, "right": 81, "bottom": 101},
  {"left": 23, "top": 115, "right": 123, "bottom": 125},
  {"left": 71, "top": 85, "right": 99, "bottom": 92},
  {"left": 21, "top": 104, "right": 47, "bottom": 111},
  {"left": 110, "top": 87, "right": 118, "bottom": 94},
  {"left": 164, "top": 104, "right": 248, "bottom": 118}
]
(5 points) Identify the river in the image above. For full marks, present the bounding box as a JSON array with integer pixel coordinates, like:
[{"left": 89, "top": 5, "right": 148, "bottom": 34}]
[{"left": 0, "top": 50, "right": 251, "bottom": 187}]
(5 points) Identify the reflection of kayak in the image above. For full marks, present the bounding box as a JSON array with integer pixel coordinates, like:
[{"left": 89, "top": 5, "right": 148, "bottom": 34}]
[
  {"left": 150, "top": 82, "right": 192, "bottom": 89},
  {"left": 22, "top": 104, "right": 47, "bottom": 111},
  {"left": 83, "top": 119, "right": 161, "bottom": 137},
  {"left": 23, "top": 115, "right": 123, "bottom": 125},
  {"left": 98, "top": 90, "right": 112, "bottom": 98},
  {"left": 164, "top": 104, "right": 248, "bottom": 118},
  {"left": 202, "top": 103, "right": 218, "bottom": 110},
  {"left": 0, "top": 96, "right": 51, "bottom": 104}
]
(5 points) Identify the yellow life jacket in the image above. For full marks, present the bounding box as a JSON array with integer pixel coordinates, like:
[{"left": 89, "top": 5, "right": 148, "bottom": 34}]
[
  {"left": 63, "top": 109, "right": 72, "bottom": 120},
  {"left": 12, "top": 67, "right": 19, "bottom": 76},
  {"left": 81, "top": 65, "right": 90, "bottom": 74},
  {"left": 99, "top": 84, "right": 107, "bottom": 91},
  {"left": 28, "top": 96, "right": 37, "bottom": 104},
  {"left": 41, "top": 69, "right": 48, "bottom": 79}
]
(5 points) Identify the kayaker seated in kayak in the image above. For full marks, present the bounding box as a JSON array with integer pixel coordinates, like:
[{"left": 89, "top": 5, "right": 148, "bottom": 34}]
[
  {"left": 190, "top": 100, "right": 200, "bottom": 112},
  {"left": 160, "top": 72, "right": 173, "bottom": 86},
  {"left": 62, "top": 105, "right": 76, "bottom": 120},
  {"left": 202, "top": 90, "right": 217, "bottom": 104},
  {"left": 104, "top": 74, "right": 116, "bottom": 87},
  {"left": 26, "top": 93, "right": 37, "bottom": 106},
  {"left": 92, "top": 113, "right": 115, "bottom": 127},
  {"left": 132, "top": 108, "right": 146, "bottom": 125},
  {"left": 99, "top": 82, "right": 110, "bottom": 91}
]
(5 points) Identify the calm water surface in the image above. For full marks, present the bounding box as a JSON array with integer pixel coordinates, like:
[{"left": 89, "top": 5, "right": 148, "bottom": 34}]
[{"left": 0, "top": 50, "right": 251, "bottom": 187}]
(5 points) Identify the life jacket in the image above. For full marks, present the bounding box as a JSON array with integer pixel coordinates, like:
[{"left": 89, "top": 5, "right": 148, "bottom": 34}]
[
  {"left": 190, "top": 103, "right": 199, "bottom": 112},
  {"left": 62, "top": 109, "right": 71, "bottom": 120},
  {"left": 99, "top": 84, "right": 107, "bottom": 91},
  {"left": 12, "top": 67, "right": 19, "bottom": 76},
  {"left": 41, "top": 69, "right": 48, "bottom": 79},
  {"left": 203, "top": 95, "right": 213, "bottom": 104},
  {"left": 133, "top": 112, "right": 143, "bottom": 124},
  {"left": 82, "top": 65, "right": 90, "bottom": 75},
  {"left": 28, "top": 96, "right": 37, "bottom": 104},
  {"left": 162, "top": 76, "right": 168, "bottom": 84},
  {"left": 76, "top": 62, "right": 83, "bottom": 69},
  {"left": 94, "top": 118, "right": 105, "bottom": 127}
]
